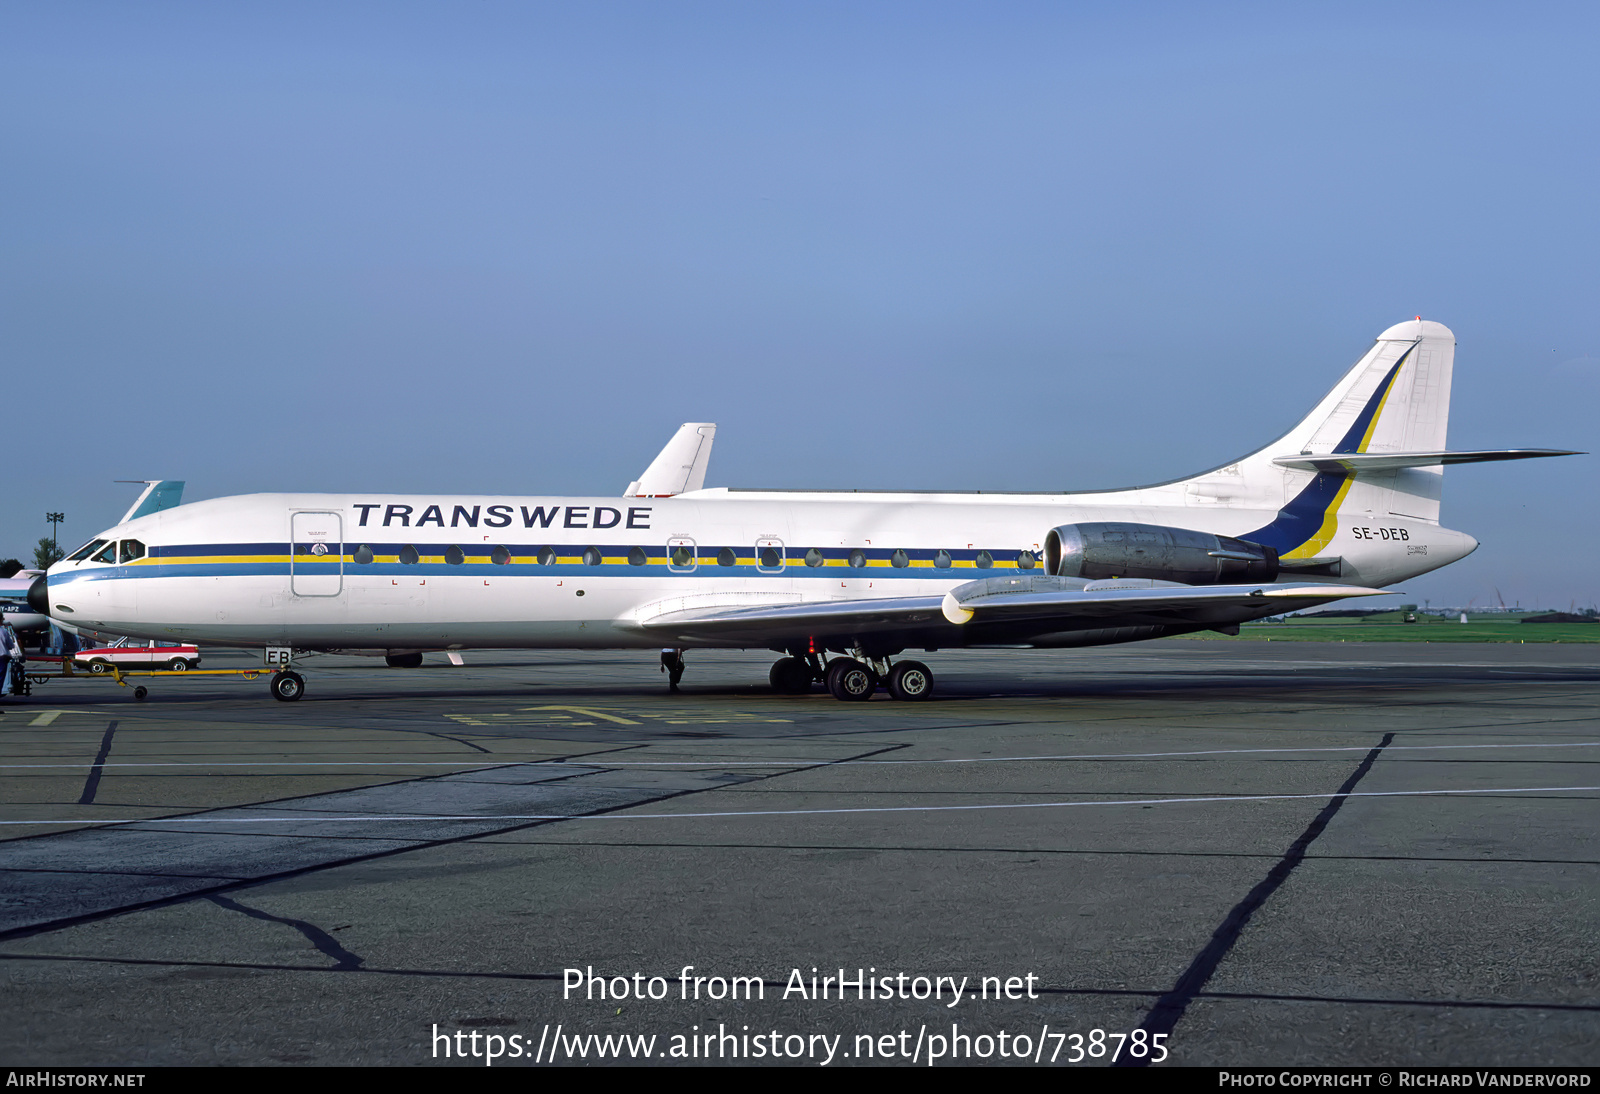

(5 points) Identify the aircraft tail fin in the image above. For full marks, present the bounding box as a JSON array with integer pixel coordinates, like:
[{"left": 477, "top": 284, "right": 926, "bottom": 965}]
[
  {"left": 624, "top": 423, "right": 716, "bottom": 497},
  {"left": 1186, "top": 319, "right": 1574, "bottom": 562},
  {"left": 1280, "top": 317, "right": 1457, "bottom": 460},
  {"left": 1176, "top": 320, "right": 1457, "bottom": 547},
  {"left": 118, "top": 480, "right": 186, "bottom": 524}
]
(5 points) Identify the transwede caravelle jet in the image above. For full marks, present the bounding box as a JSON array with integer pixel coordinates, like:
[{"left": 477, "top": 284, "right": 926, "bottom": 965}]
[{"left": 29, "top": 319, "right": 1577, "bottom": 702}]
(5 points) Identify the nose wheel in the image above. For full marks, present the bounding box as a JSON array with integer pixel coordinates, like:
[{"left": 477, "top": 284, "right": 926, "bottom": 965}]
[{"left": 271, "top": 670, "right": 305, "bottom": 702}]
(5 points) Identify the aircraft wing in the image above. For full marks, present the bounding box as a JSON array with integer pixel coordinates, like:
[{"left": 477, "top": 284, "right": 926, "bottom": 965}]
[{"left": 636, "top": 577, "right": 1389, "bottom": 648}]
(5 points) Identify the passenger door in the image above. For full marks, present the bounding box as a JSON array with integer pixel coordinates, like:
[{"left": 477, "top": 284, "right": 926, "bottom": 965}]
[{"left": 290, "top": 511, "right": 344, "bottom": 597}]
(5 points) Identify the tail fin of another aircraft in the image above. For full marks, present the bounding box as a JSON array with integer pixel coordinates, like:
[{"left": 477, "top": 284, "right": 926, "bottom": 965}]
[
  {"left": 625, "top": 423, "right": 716, "bottom": 497},
  {"left": 117, "top": 480, "right": 186, "bottom": 524}
]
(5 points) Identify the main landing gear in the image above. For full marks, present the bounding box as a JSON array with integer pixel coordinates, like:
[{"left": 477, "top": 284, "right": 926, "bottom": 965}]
[{"left": 767, "top": 651, "right": 935, "bottom": 702}]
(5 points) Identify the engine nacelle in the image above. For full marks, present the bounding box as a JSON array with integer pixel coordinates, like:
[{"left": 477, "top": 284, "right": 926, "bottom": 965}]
[{"left": 1044, "top": 522, "right": 1279, "bottom": 585}]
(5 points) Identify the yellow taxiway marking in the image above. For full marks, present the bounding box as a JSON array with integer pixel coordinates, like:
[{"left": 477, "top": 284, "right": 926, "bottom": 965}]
[
  {"left": 520, "top": 706, "right": 641, "bottom": 725},
  {"left": 26, "top": 711, "right": 77, "bottom": 727}
]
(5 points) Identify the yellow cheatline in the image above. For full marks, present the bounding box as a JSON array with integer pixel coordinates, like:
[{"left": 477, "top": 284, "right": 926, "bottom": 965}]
[{"left": 1282, "top": 476, "right": 1355, "bottom": 560}]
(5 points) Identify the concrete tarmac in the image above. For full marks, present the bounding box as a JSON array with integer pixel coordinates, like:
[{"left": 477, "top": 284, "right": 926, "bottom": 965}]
[{"left": 1, "top": 642, "right": 1595, "bottom": 1067}]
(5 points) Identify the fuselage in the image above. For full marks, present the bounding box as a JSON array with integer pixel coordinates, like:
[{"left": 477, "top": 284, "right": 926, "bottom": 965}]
[{"left": 41, "top": 485, "right": 1477, "bottom": 651}]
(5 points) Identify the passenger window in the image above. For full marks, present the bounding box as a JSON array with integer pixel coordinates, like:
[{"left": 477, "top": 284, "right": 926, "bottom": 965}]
[
  {"left": 628, "top": 547, "right": 647, "bottom": 567},
  {"left": 804, "top": 548, "right": 825, "bottom": 568},
  {"left": 756, "top": 537, "right": 785, "bottom": 573},
  {"left": 668, "top": 538, "right": 696, "bottom": 573},
  {"left": 975, "top": 550, "right": 993, "bottom": 569},
  {"left": 490, "top": 546, "right": 511, "bottom": 566},
  {"left": 847, "top": 549, "right": 867, "bottom": 568},
  {"left": 119, "top": 540, "right": 146, "bottom": 563},
  {"left": 445, "top": 546, "right": 465, "bottom": 566},
  {"left": 1017, "top": 551, "right": 1037, "bottom": 570},
  {"left": 353, "top": 544, "right": 375, "bottom": 565},
  {"left": 934, "top": 550, "right": 952, "bottom": 569},
  {"left": 536, "top": 546, "right": 557, "bottom": 566},
  {"left": 717, "top": 547, "right": 737, "bottom": 567},
  {"left": 582, "top": 546, "right": 603, "bottom": 566},
  {"left": 399, "top": 545, "right": 420, "bottom": 565},
  {"left": 890, "top": 549, "right": 909, "bottom": 568}
]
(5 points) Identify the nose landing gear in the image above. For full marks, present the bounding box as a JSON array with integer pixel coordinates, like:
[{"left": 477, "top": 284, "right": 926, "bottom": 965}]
[{"left": 271, "top": 670, "right": 305, "bottom": 702}]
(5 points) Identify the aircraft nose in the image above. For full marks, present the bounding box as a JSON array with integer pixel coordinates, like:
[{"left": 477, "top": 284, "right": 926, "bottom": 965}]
[{"left": 27, "top": 574, "right": 49, "bottom": 617}]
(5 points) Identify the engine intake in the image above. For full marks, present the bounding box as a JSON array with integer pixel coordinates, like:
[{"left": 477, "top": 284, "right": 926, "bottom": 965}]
[{"left": 1044, "top": 522, "right": 1278, "bottom": 585}]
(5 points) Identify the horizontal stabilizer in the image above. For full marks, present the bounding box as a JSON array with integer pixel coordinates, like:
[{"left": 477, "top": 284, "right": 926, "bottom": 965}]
[
  {"left": 625, "top": 423, "right": 716, "bottom": 497},
  {"left": 118, "top": 480, "right": 185, "bottom": 524},
  {"left": 1271, "top": 449, "right": 1581, "bottom": 474}
]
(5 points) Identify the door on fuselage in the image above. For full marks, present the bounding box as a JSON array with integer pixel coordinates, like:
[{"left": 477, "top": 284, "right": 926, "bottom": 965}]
[{"left": 290, "top": 511, "right": 344, "bottom": 597}]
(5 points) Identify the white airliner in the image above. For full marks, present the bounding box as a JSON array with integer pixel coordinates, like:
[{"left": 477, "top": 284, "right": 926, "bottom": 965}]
[{"left": 28, "top": 319, "right": 1576, "bottom": 702}]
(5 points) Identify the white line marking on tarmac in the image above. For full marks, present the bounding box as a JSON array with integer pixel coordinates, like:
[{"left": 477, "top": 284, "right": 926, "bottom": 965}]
[
  {"left": 1, "top": 740, "right": 1596, "bottom": 771},
  {"left": 3, "top": 785, "right": 1596, "bottom": 827}
]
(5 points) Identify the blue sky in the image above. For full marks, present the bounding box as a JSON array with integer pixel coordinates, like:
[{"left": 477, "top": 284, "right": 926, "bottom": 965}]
[{"left": 4, "top": 2, "right": 1595, "bottom": 608}]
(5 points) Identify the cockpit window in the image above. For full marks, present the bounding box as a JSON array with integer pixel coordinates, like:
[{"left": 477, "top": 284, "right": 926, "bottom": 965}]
[
  {"left": 67, "top": 539, "right": 108, "bottom": 563},
  {"left": 120, "top": 540, "right": 147, "bottom": 563},
  {"left": 89, "top": 542, "right": 117, "bottom": 564}
]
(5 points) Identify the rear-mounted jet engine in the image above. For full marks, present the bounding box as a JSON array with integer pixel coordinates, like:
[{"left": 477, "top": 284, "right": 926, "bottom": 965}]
[{"left": 1044, "top": 522, "right": 1279, "bottom": 585}]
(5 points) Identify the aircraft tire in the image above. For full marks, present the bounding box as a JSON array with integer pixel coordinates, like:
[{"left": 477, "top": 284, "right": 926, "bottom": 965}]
[
  {"left": 769, "top": 657, "right": 813, "bottom": 694},
  {"left": 825, "top": 658, "right": 876, "bottom": 702},
  {"left": 886, "top": 661, "right": 934, "bottom": 701},
  {"left": 272, "top": 671, "right": 305, "bottom": 702}
]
